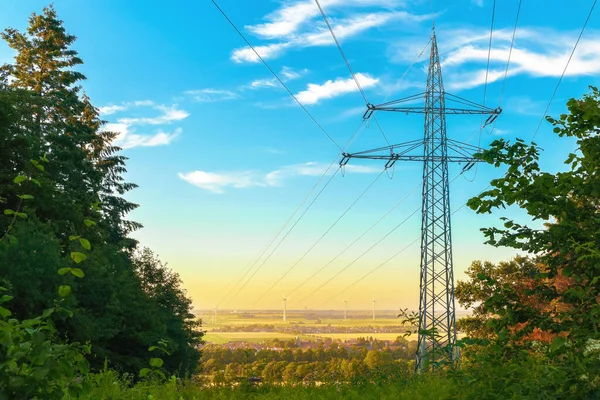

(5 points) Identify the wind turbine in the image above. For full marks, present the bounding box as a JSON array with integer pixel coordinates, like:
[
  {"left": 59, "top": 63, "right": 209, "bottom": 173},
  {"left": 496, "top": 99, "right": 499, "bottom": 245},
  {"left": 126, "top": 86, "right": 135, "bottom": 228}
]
[
  {"left": 372, "top": 297, "right": 377, "bottom": 321},
  {"left": 282, "top": 294, "right": 288, "bottom": 323},
  {"left": 344, "top": 300, "right": 348, "bottom": 320},
  {"left": 212, "top": 305, "right": 218, "bottom": 325}
]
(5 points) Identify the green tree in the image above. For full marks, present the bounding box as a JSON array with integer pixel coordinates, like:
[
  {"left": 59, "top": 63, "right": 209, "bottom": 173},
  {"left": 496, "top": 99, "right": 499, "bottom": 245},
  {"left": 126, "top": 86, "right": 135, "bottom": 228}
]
[
  {"left": 0, "top": 6, "right": 202, "bottom": 379},
  {"left": 464, "top": 86, "right": 600, "bottom": 396}
]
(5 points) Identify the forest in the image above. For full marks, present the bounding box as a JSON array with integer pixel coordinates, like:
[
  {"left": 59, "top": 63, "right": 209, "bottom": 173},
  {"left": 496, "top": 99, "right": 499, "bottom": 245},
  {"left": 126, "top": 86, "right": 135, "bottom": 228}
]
[{"left": 1, "top": 5, "right": 600, "bottom": 400}]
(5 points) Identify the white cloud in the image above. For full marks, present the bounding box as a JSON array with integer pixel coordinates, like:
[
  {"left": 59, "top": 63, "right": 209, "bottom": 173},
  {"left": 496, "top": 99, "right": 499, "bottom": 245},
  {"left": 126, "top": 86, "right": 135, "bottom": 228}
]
[
  {"left": 472, "top": 0, "right": 484, "bottom": 7},
  {"left": 248, "top": 78, "right": 278, "bottom": 89},
  {"left": 244, "top": 66, "right": 307, "bottom": 90},
  {"left": 232, "top": 1, "right": 428, "bottom": 63},
  {"left": 103, "top": 123, "right": 182, "bottom": 150},
  {"left": 435, "top": 28, "right": 600, "bottom": 91},
  {"left": 180, "top": 161, "right": 379, "bottom": 193},
  {"left": 280, "top": 66, "right": 307, "bottom": 80},
  {"left": 98, "top": 100, "right": 154, "bottom": 116},
  {"left": 178, "top": 170, "right": 265, "bottom": 194},
  {"left": 100, "top": 101, "right": 188, "bottom": 149},
  {"left": 116, "top": 128, "right": 182, "bottom": 150},
  {"left": 295, "top": 73, "right": 379, "bottom": 105},
  {"left": 232, "top": 43, "right": 290, "bottom": 63},
  {"left": 98, "top": 104, "right": 128, "bottom": 115},
  {"left": 185, "top": 89, "right": 239, "bottom": 102},
  {"left": 118, "top": 105, "right": 189, "bottom": 125},
  {"left": 246, "top": 0, "right": 405, "bottom": 39}
]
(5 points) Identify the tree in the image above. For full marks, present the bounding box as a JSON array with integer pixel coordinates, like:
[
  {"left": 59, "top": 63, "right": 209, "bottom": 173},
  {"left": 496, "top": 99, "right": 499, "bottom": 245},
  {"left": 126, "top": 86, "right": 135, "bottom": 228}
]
[
  {"left": 463, "top": 87, "right": 600, "bottom": 395},
  {"left": 0, "top": 6, "right": 202, "bottom": 379},
  {"left": 132, "top": 248, "right": 202, "bottom": 376},
  {"left": 455, "top": 256, "right": 539, "bottom": 339}
]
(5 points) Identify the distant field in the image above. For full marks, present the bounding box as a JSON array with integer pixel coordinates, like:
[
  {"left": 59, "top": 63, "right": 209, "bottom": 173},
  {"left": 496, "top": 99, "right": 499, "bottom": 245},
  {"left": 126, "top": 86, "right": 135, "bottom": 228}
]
[
  {"left": 199, "top": 311, "right": 466, "bottom": 344},
  {"left": 204, "top": 332, "right": 300, "bottom": 344},
  {"left": 203, "top": 331, "right": 408, "bottom": 344},
  {"left": 199, "top": 315, "right": 408, "bottom": 329}
]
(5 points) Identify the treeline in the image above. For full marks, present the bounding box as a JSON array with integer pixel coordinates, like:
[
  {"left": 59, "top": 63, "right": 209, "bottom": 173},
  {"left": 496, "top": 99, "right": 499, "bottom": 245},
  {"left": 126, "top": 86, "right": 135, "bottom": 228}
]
[
  {"left": 0, "top": 6, "right": 201, "bottom": 378},
  {"left": 202, "top": 349, "right": 411, "bottom": 384}
]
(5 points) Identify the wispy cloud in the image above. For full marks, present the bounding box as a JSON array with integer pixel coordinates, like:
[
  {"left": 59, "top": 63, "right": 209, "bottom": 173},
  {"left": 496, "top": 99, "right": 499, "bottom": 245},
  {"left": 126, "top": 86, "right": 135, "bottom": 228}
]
[
  {"left": 100, "top": 101, "right": 188, "bottom": 149},
  {"left": 114, "top": 127, "right": 182, "bottom": 149},
  {"left": 118, "top": 105, "right": 189, "bottom": 125},
  {"left": 246, "top": 0, "right": 405, "bottom": 39},
  {"left": 295, "top": 73, "right": 379, "bottom": 105},
  {"left": 248, "top": 78, "right": 279, "bottom": 89},
  {"left": 98, "top": 100, "right": 155, "bottom": 116},
  {"left": 435, "top": 28, "right": 600, "bottom": 90},
  {"left": 185, "top": 89, "right": 239, "bottom": 102},
  {"left": 471, "top": 0, "right": 484, "bottom": 7},
  {"left": 243, "top": 66, "right": 308, "bottom": 91},
  {"left": 179, "top": 161, "right": 379, "bottom": 194},
  {"left": 232, "top": 0, "right": 428, "bottom": 63}
]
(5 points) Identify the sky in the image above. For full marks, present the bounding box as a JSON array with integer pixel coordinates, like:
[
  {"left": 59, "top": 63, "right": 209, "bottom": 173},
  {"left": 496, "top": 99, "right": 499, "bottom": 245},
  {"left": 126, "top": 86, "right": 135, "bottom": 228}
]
[{"left": 1, "top": 0, "right": 599, "bottom": 312}]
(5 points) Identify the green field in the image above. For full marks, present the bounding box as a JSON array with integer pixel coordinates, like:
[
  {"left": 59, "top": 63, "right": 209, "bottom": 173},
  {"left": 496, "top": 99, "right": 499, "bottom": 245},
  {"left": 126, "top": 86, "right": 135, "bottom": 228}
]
[{"left": 204, "top": 332, "right": 300, "bottom": 344}]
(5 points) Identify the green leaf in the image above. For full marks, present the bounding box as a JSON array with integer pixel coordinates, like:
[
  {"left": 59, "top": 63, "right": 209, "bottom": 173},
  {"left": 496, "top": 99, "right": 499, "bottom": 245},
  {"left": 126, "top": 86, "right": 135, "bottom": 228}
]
[
  {"left": 15, "top": 212, "right": 27, "bottom": 219},
  {"left": 0, "top": 306, "right": 11, "bottom": 318},
  {"left": 34, "top": 164, "right": 45, "bottom": 172},
  {"left": 42, "top": 308, "right": 54, "bottom": 318},
  {"left": 3, "top": 209, "right": 14, "bottom": 215},
  {"left": 550, "top": 336, "right": 567, "bottom": 352},
  {"left": 70, "top": 252, "right": 87, "bottom": 264},
  {"left": 0, "top": 294, "right": 13, "bottom": 302},
  {"left": 140, "top": 368, "right": 151, "bottom": 378},
  {"left": 58, "top": 268, "right": 72, "bottom": 275},
  {"left": 31, "top": 178, "right": 41, "bottom": 187},
  {"left": 7, "top": 235, "right": 17, "bottom": 245},
  {"left": 149, "top": 357, "right": 164, "bottom": 368},
  {"left": 40, "top": 154, "right": 49, "bottom": 162},
  {"left": 148, "top": 346, "right": 158, "bottom": 352},
  {"left": 84, "top": 219, "right": 96, "bottom": 228},
  {"left": 69, "top": 235, "right": 80, "bottom": 241},
  {"left": 78, "top": 237, "right": 91, "bottom": 250},
  {"left": 17, "top": 194, "right": 34, "bottom": 200},
  {"left": 70, "top": 268, "right": 85, "bottom": 278},
  {"left": 13, "top": 175, "right": 27, "bottom": 184},
  {"left": 58, "top": 285, "right": 71, "bottom": 298}
]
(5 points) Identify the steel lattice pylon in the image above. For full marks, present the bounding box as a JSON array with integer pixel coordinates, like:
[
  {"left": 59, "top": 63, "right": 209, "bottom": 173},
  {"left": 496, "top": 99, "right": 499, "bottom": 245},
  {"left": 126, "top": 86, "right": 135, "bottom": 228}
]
[{"left": 340, "top": 30, "right": 501, "bottom": 371}]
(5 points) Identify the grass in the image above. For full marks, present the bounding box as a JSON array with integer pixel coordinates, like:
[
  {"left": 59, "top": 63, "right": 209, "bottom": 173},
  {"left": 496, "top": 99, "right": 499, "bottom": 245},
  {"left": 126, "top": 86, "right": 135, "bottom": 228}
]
[{"left": 85, "top": 370, "right": 462, "bottom": 399}]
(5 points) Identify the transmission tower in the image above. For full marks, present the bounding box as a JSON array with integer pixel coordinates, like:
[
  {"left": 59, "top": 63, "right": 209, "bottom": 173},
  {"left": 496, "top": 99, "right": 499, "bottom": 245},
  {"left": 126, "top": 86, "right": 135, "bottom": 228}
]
[{"left": 340, "top": 30, "right": 501, "bottom": 370}]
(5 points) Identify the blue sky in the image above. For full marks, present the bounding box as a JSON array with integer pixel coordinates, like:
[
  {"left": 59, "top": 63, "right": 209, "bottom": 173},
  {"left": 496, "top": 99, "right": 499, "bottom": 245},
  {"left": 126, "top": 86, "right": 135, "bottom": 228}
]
[{"left": 1, "top": 0, "right": 599, "bottom": 311}]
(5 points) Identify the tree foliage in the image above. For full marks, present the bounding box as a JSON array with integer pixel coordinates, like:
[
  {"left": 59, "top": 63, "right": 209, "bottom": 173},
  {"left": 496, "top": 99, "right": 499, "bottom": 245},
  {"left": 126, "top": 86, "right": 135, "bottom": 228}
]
[
  {"left": 457, "top": 87, "right": 600, "bottom": 397},
  {"left": 0, "top": 5, "right": 201, "bottom": 379}
]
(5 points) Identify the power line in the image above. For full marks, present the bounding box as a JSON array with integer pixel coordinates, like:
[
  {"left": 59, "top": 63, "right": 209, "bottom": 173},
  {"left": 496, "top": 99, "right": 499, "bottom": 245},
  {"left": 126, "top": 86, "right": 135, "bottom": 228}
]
[
  {"left": 218, "top": 118, "right": 369, "bottom": 307},
  {"left": 532, "top": 0, "right": 597, "bottom": 141},
  {"left": 251, "top": 168, "right": 387, "bottom": 307},
  {"left": 211, "top": 0, "right": 343, "bottom": 152},
  {"left": 323, "top": 238, "right": 419, "bottom": 305},
  {"left": 224, "top": 166, "right": 342, "bottom": 306},
  {"left": 287, "top": 183, "right": 421, "bottom": 298},
  {"left": 292, "top": 206, "right": 421, "bottom": 308},
  {"left": 217, "top": 153, "right": 340, "bottom": 307},
  {"left": 479, "top": 0, "right": 496, "bottom": 143},
  {"left": 380, "top": 39, "right": 431, "bottom": 105},
  {"left": 323, "top": 184, "right": 493, "bottom": 306},
  {"left": 485, "top": 0, "right": 522, "bottom": 139},
  {"left": 314, "top": 0, "right": 391, "bottom": 147},
  {"left": 296, "top": 172, "right": 463, "bottom": 307},
  {"left": 498, "top": 0, "right": 522, "bottom": 107},
  {"left": 314, "top": 0, "right": 368, "bottom": 105}
]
